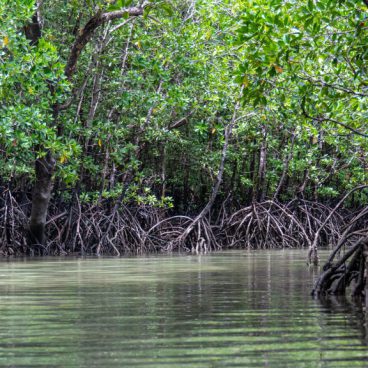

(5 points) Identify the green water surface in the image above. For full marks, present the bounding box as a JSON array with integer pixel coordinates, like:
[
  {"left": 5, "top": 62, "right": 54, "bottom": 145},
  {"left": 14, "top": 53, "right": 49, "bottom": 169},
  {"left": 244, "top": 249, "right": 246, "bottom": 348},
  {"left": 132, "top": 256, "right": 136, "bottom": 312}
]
[{"left": 0, "top": 250, "right": 367, "bottom": 367}]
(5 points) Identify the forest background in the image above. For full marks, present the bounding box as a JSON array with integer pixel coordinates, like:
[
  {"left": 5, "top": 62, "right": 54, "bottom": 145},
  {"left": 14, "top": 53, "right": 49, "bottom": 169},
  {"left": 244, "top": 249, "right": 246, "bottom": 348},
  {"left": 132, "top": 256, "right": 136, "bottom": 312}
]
[{"left": 0, "top": 0, "right": 367, "bottom": 292}]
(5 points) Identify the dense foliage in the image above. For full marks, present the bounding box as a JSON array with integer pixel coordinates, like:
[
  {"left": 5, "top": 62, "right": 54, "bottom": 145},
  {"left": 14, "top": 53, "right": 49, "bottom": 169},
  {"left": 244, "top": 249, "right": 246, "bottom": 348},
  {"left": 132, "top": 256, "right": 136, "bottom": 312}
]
[
  {"left": 0, "top": 0, "right": 367, "bottom": 257},
  {"left": 237, "top": 0, "right": 368, "bottom": 202}
]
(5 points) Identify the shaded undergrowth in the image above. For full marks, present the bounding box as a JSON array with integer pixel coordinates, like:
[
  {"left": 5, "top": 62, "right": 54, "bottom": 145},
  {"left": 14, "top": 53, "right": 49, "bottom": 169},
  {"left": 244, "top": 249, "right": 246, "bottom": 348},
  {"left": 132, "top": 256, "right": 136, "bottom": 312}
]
[
  {"left": 0, "top": 189, "right": 365, "bottom": 257},
  {"left": 1, "top": 188, "right": 367, "bottom": 299}
]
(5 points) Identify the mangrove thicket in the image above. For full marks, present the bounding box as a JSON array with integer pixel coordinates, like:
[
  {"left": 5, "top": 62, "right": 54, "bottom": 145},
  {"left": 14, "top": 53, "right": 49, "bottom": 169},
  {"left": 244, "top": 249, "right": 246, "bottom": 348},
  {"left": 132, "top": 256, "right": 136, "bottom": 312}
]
[{"left": 0, "top": 0, "right": 367, "bottom": 298}]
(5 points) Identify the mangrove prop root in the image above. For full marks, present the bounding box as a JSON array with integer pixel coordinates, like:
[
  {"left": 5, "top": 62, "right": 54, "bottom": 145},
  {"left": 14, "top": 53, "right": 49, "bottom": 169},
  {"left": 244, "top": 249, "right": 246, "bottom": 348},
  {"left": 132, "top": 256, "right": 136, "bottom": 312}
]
[
  {"left": 312, "top": 237, "right": 368, "bottom": 298},
  {"left": 2, "top": 189, "right": 367, "bottom": 300},
  {"left": 1, "top": 189, "right": 367, "bottom": 274}
]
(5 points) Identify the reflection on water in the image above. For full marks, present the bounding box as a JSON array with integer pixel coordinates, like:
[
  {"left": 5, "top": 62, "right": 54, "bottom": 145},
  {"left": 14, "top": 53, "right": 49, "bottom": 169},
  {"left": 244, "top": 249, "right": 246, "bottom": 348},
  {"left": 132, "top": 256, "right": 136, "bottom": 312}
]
[{"left": 0, "top": 250, "right": 367, "bottom": 367}]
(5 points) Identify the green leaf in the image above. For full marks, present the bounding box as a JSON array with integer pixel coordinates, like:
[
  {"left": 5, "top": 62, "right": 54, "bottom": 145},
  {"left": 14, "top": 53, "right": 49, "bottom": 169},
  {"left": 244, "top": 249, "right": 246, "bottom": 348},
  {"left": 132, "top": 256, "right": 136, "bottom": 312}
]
[{"left": 160, "top": 3, "right": 173, "bottom": 17}]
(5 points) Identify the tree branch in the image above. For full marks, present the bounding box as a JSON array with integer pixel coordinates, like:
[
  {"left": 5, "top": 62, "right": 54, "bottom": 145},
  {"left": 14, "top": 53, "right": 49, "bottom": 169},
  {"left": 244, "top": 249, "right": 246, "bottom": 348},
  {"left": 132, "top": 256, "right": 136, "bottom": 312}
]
[
  {"left": 299, "top": 74, "right": 368, "bottom": 98},
  {"left": 301, "top": 99, "right": 368, "bottom": 138},
  {"left": 168, "top": 111, "right": 194, "bottom": 130},
  {"left": 65, "top": 5, "right": 148, "bottom": 79},
  {"left": 24, "top": 0, "right": 42, "bottom": 45}
]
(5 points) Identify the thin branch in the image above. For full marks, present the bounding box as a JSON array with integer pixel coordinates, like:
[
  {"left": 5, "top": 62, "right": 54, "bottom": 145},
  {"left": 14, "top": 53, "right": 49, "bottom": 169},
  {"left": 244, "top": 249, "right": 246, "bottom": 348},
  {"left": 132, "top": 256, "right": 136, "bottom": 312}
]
[
  {"left": 299, "top": 74, "right": 368, "bottom": 98},
  {"left": 301, "top": 99, "right": 368, "bottom": 138},
  {"left": 109, "top": 17, "right": 134, "bottom": 33},
  {"left": 168, "top": 111, "right": 194, "bottom": 130},
  {"left": 65, "top": 4, "right": 149, "bottom": 79}
]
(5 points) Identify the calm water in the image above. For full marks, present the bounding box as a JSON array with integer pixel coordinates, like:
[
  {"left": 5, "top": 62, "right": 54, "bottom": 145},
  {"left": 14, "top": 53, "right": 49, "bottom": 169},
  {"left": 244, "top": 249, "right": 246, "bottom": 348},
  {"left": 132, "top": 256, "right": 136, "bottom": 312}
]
[{"left": 0, "top": 250, "right": 367, "bottom": 367}]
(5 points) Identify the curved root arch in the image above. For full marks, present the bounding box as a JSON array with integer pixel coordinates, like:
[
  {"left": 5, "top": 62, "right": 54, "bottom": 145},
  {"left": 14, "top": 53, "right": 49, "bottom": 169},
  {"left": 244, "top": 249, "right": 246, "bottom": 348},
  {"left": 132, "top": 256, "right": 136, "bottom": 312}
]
[
  {"left": 144, "top": 216, "right": 219, "bottom": 252},
  {"left": 312, "top": 236, "right": 368, "bottom": 297}
]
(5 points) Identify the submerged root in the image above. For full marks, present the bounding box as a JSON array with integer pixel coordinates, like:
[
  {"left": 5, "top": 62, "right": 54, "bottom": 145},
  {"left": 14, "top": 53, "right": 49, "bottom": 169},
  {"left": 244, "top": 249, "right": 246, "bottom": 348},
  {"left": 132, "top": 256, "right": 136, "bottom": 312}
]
[
  {"left": 145, "top": 200, "right": 347, "bottom": 253},
  {"left": 0, "top": 189, "right": 367, "bottom": 266},
  {"left": 292, "top": 199, "right": 345, "bottom": 249},
  {"left": 312, "top": 235, "right": 368, "bottom": 298},
  {"left": 145, "top": 215, "right": 219, "bottom": 252},
  {"left": 219, "top": 201, "right": 314, "bottom": 249},
  {"left": 0, "top": 189, "right": 29, "bottom": 255},
  {"left": 0, "top": 191, "right": 166, "bottom": 255},
  {"left": 49, "top": 200, "right": 163, "bottom": 255}
]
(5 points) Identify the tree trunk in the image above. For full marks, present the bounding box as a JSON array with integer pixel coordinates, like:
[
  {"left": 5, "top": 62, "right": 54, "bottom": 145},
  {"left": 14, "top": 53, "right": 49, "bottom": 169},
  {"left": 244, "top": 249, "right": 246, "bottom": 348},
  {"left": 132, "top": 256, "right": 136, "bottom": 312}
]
[
  {"left": 185, "top": 87, "right": 243, "bottom": 225},
  {"left": 28, "top": 152, "right": 55, "bottom": 248},
  {"left": 248, "top": 143, "right": 256, "bottom": 203},
  {"left": 252, "top": 124, "right": 267, "bottom": 203},
  {"left": 273, "top": 131, "right": 295, "bottom": 200},
  {"left": 364, "top": 240, "right": 368, "bottom": 307},
  {"left": 160, "top": 144, "right": 167, "bottom": 198},
  {"left": 257, "top": 124, "right": 267, "bottom": 202},
  {"left": 24, "top": 3, "right": 52, "bottom": 250},
  {"left": 25, "top": 4, "right": 147, "bottom": 250}
]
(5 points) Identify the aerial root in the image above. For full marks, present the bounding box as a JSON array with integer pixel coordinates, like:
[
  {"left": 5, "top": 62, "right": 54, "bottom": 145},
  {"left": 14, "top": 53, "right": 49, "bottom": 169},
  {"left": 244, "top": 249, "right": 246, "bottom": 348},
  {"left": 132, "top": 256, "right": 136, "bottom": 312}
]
[
  {"left": 0, "top": 191, "right": 165, "bottom": 255},
  {"left": 144, "top": 215, "right": 219, "bottom": 252},
  {"left": 143, "top": 200, "right": 350, "bottom": 253},
  {"left": 217, "top": 200, "right": 344, "bottom": 250},
  {"left": 49, "top": 200, "right": 164, "bottom": 255},
  {"left": 312, "top": 236, "right": 368, "bottom": 297},
  {"left": 0, "top": 189, "right": 28, "bottom": 255},
  {"left": 0, "top": 190, "right": 367, "bottom": 262}
]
